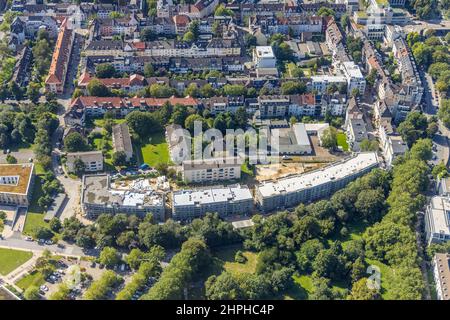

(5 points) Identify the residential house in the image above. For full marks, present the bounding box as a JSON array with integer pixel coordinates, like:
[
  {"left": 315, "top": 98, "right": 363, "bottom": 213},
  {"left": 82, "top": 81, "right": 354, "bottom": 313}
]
[{"left": 66, "top": 151, "right": 104, "bottom": 173}]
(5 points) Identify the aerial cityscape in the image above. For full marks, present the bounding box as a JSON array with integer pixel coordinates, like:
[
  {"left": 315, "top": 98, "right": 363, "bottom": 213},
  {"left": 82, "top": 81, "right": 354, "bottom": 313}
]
[{"left": 0, "top": 0, "right": 449, "bottom": 303}]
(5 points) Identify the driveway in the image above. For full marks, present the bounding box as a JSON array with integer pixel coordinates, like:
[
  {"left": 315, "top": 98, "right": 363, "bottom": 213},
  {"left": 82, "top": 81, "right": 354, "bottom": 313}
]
[{"left": 51, "top": 151, "right": 82, "bottom": 221}]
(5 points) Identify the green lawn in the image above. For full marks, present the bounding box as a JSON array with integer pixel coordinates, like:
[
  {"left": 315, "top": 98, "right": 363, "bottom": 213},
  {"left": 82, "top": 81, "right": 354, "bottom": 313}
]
[
  {"left": 365, "top": 258, "right": 394, "bottom": 300},
  {"left": 136, "top": 132, "right": 171, "bottom": 167},
  {"left": 92, "top": 134, "right": 114, "bottom": 170},
  {"left": 16, "top": 270, "right": 45, "bottom": 291},
  {"left": 0, "top": 248, "right": 33, "bottom": 276},
  {"left": 93, "top": 118, "right": 126, "bottom": 128},
  {"left": 212, "top": 245, "right": 258, "bottom": 276},
  {"left": 337, "top": 132, "right": 349, "bottom": 151},
  {"left": 23, "top": 176, "right": 50, "bottom": 236}
]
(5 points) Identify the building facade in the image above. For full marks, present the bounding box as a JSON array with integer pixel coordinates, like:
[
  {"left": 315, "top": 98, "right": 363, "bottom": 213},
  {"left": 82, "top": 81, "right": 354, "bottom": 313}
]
[{"left": 255, "top": 153, "right": 379, "bottom": 212}]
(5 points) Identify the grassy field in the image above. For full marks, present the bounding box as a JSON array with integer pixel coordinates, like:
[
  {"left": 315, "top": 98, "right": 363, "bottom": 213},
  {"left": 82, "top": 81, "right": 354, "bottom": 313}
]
[
  {"left": 136, "top": 132, "right": 171, "bottom": 167},
  {"left": 0, "top": 248, "right": 33, "bottom": 276},
  {"left": 23, "top": 176, "right": 50, "bottom": 236},
  {"left": 212, "top": 245, "right": 258, "bottom": 276},
  {"left": 337, "top": 132, "right": 349, "bottom": 151},
  {"left": 16, "top": 270, "right": 45, "bottom": 291},
  {"left": 93, "top": 118, "right": 126, "bottom": 128},
  {"left": 92, "top": 134, "right": 114, "bottom": 170},
  {"left": 365, "top": 258, "right": 394, "bottom": 300}
]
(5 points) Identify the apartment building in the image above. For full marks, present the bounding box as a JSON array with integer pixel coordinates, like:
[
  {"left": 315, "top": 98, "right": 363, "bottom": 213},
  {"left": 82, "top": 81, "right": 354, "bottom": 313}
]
[
  {"left": 65, "top": 96, "right": 199, "bottom": 126},
  {"left": 112, "top": 123, "right": 133, "bottom": 161},
  {"left": 425, "top": 196, "right": 450, "bottom": 245},
  {"left": 310, "top": 75, "right": 347, "bottom": 94},
  {"left": 45, "top": 19, "right": 74, "bottom": 94},
  {"left": 78, "top": 72, "right": 147, "bottom": 93},
  {"left": 433, "top": 253, "right": 450, "bottom": 300},
  {"left": 253, "top": 46, "right": 277, "bottom": 69},
  {"left": 172, "top": 185, "right": 253, "bottom": 221},
  {"left": 66, "top": 151, "right": 104, "bottom": 173},
  {"left": 81, "top": 174, "right": 165, "bottom": 220},
  {"left": 181, "top": 157, "right": 242, "bottom": 183},
  {"left": 258, "top": 95, "right": 290, "bottom": 118},
  {"left": 392, "top": 38, "right": 423, "bottom": 106},
  {"left": 325, "top": 17, "right": 343, "bottom": 54},
  {"left": 255, "top": 152, "right": 379, "bottom": 212},
  {"left": 0, "top": 164, "right": 34, "bottom": 206},
  {"left": 250, "top": 14, "right": 323, "bottom": 37},
  {"left": 345, "top": 97, "right": 368, "bottom": 152},
  {"left": 340, "top": 61, "right": 366, "bottom": 95},
  {"left": 288, "top": 94, "right": 317, "bottom": 117}
]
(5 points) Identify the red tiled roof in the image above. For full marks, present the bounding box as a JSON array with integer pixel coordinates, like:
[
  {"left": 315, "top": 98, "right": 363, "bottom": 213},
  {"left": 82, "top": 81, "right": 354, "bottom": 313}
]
[
  {"left": 45, "top": 18, "right": 73, "bottom": 85},
  {"left": 78, "top": 74, "right": 146, "bottom": 88},
  {"left": 71, "top": 96, "right": 199, "bottom": 109},
  {"left": 132, "top": 41, "right": 146, "bottom": 50},
  {"left": 173, "top": 14, "right": 190, "bottom": 26}
]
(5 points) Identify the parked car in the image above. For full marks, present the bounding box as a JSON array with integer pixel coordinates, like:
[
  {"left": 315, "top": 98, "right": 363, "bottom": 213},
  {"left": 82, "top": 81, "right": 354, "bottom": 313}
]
[{"left": 25, "top": 236, "right": 33, "bottom": 241}]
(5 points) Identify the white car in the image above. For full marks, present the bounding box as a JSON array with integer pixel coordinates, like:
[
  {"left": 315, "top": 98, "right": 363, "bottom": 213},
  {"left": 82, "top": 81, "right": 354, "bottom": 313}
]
[
  {"left": 25, "top": 236, "right": 33, "bottom": 241},
  {"left": 45, "top": 240, "right": 54, "bottom": 245},
  {"left": 40, "top": 285, "right": 49, "bottom": 292}
]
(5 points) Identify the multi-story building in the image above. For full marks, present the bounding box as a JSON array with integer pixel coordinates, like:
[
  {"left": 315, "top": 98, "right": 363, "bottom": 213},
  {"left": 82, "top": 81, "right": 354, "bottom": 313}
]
[
  {"left": 320, "top": 94, "right": 347, "bottom": 116},
  {"left": 325, "top": 17, "right": 343, "bottom": 54},
  {"left": 181, "top": 157, "right": 242, "bottom": 183},
  {"left": 112, "top": 123, "right": 133, "bottom": 162},
  {"left": 66, "top": 151, "right": 104, "bottom": 173},
  {"left": 253, "top": 46, "right": 277, "bottom": 69},
  {"left": 258, "top": 95, "right": 290, "bottom": 118},
  {"left": 172, "top": 185, "right": 253, "bottom": 221},
  {"left": 64, "top": 96, "right": 199, "bottom": 126},
  {"left": 310, "top": 75, "right": 347, "bottom": 94},
  {"left": 288, "top": 94, "right": 317, "bottom": 117},
  {"left": 81, "top": 174, "right": 165, "bottom": 220},
  {"left": 255, "top": 152, "right": 379, "bottom": 212},
  {"left": 433, "top": 253, "right": 450, "bottom": 300},
  {"left": 0, "top": 164, "right": 34, "bottom": 206},
  {"left": 250, "top": 14, "right": 323, "bottom": 37},
  {"left": 77, "top": 72, "right": 147, "bottom": 93},
  {"left": 392, "top": 38, "right": 423, "bottom": 106},
  {"left": 425, "top": 196, "right": 450, "bottom": 245},
  {"left": 340, "top": 61, "right": 366, "bottom": 95},
  {"left": 45, "top": 19, "right": 74, "bottom": 94},
  {"left": 345, "top": 97, "right": 368, "bottom": 152}
]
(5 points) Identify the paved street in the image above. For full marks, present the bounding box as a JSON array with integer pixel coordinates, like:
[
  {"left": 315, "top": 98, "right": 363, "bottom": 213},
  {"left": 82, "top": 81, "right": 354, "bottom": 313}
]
[
  {"left": 419, "top": 67, "right": 450, "bottom": 166},
  {"left": 0, "top": 234, "right": 92, "bottom": 257}
]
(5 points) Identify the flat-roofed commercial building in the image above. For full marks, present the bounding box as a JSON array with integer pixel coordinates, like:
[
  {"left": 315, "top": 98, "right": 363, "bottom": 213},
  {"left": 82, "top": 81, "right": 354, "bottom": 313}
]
[
  {"left": 433, "top": 253, "right": 450, "bottom": 300},
  {"left": 0, "top": 163, "right": 34, "bottom": 206},
  {"left": 255, "top": 152, "right": 379, "bottom": 212},
  {"left": 425, "top": 196, "right": 450, "bottom": 245},
  {"left": 172, "top": 185, "right": 253, "bottom": 221},
  {"left": 270, "top": 123, "right": 312, "bottom": 155},
  {"left": 81, "top": 174, "right": 165, "bottom": 220},
  {"left": 181, "top": 157, "right": 242, "bottom": 183}
]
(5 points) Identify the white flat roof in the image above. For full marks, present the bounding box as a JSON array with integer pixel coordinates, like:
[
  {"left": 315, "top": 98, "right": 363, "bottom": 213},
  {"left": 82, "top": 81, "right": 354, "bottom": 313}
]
[
  {"left": 343, "top": 61, "right": 364, "bottom": 79},
  {"left": 311, "top": 75, "right": 347, "bottom": 82},
  {"left": 428, "top": 196, "right": 450, "bottom": 236},
  {"left": 257, "top": 152, "right": 379, "bottom": 198},
  {"left": 173, "top": 185, "right": 253, "bottom": 207},
  {"left": 293, "top": 123, "right": 310, "bottom": 147},
  {"left": 255, "top": 46, "right": 275, "bottom": 58}
]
